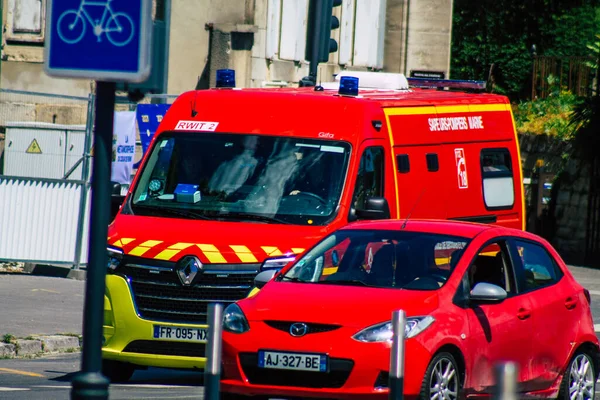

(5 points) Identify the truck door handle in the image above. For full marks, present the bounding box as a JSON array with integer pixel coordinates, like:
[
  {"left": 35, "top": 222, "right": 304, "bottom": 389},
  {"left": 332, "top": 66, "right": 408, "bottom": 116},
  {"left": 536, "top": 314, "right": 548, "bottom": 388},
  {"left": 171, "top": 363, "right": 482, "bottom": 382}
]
[
  {"left": 565, "top": 297, "right": 577, "bottom": 310},
  {"left": 517, "top": 308, "right": 531, "bottom": 320}
]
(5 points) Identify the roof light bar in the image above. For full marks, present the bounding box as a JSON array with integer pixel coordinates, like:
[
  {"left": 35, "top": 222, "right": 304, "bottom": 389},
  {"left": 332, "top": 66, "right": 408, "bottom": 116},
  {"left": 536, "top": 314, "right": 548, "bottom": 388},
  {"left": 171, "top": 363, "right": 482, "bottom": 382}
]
[
  {"left": 407, "top": 77, "right": 486, "bottom": 91},
  {"left": 338, "top": 76, "right": 359, "bottom": 96}
]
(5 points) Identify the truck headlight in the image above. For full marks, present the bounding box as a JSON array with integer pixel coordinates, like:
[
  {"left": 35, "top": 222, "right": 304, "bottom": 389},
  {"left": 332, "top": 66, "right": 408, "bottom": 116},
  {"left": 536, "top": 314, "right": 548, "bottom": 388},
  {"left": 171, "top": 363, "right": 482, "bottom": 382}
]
[
  {"left": 352, "top": 316, "right": 435, "bottom": 343},
  {"left": 223, "top": 303, "right": 249, "bottom": 334},
  {"left": 107, "top": 246, "right": 123, "bottom": 271}
]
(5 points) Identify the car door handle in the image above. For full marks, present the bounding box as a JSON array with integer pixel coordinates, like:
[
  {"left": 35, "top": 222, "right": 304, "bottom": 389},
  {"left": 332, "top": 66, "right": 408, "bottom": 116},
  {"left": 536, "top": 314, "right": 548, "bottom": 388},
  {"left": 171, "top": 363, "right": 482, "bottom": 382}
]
[
  {"left": 517, "top": 308, "right": 531, "bottom": 320},
  {"left": 565, "top": 297, "right": 578, "bottom": 310}
]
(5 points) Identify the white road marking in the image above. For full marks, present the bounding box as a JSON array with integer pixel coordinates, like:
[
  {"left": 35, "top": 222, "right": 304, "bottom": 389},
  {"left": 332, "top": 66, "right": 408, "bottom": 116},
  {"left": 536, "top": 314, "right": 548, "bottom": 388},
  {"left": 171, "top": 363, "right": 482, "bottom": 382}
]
[
  {"left": 32, "top": 385, "right": 70, "bottom": 389},
  {"left": 111, "top": 384, "right": 191, "bottom": 389},
  {"left": 0, "top": 387, "right": 30, "bottom": 391},
  {"left": 588, "top": 290, "right": 600, "bottom": 296},
  {"left": 594, "top": 324, "right": 600, "bottom": 332}
]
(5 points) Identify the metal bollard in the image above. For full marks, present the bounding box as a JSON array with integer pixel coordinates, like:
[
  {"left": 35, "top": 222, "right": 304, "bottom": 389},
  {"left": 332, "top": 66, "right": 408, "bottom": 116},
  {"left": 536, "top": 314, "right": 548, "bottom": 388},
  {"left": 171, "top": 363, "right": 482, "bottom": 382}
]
[
  {"left": 389, "top": 310, "right": 407, "bottom": 400},
  {"left": 204, "top": 303, "right": 223, "bottom": 400},
  {"left": 493, "top": 362, "right": 518, "bottom": 400}
]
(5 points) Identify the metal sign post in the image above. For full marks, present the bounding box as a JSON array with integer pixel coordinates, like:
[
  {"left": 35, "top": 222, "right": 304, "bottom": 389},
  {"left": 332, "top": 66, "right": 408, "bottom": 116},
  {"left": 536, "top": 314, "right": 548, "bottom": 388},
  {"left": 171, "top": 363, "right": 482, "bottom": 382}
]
[
  {"left": 44, "top": 1, "right": 152, "bottom": 399},
  {"left": 204, "top": 303, "right": 224, "bottom": 400},
  {"left": 389, "top": 310, "right": 406, "bottom": 400}
]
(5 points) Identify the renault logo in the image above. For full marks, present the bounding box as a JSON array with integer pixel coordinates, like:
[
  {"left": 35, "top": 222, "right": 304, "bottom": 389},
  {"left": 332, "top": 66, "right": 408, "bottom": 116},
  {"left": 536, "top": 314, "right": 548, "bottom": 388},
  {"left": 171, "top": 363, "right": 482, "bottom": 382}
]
[
  {"left": 289, "top": 323, "right": 308, "bottom": 337},
  {"left": 176, "top": 256, "right": 202, "bottom": 286}
]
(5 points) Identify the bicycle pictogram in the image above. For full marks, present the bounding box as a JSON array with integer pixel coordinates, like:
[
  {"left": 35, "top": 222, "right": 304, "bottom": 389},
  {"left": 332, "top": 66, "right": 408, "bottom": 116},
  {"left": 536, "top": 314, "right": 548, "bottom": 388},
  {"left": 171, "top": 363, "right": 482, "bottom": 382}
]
[{"left": 57, "top": 0, "right": 135, "bottom": 47}]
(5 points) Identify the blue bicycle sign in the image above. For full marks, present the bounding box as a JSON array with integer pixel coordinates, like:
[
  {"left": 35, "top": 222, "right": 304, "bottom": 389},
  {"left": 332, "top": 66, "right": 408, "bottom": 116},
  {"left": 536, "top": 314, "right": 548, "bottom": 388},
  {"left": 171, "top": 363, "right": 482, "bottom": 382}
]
[{"left": 57, "top": 0, "right": 134, "bottom": 46}]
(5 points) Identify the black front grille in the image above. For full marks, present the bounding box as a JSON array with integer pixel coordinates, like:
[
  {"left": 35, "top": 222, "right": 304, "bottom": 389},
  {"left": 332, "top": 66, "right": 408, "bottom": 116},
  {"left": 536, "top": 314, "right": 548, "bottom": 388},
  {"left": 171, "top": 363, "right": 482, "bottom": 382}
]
[
  {"left": 123, "top": 340, "right": 206, "bottom": 357},
  {"left": 239, "top": 353, "right": 353, "bottom": 389},
  {"left": 118, "top": 261, "right": 259, "bottom": 324},
  {"left": 264, "top": 321, "right": 341, "bottom": 335}
]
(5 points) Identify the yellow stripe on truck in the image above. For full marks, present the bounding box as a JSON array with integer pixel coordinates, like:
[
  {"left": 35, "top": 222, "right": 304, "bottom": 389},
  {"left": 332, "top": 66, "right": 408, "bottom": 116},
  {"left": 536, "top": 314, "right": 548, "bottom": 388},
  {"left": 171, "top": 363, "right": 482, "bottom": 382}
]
[
  {"left": 197, "top": 244, "right": 227, "bottom": 263},
  {"left": 154, "top": 242, "right": 194, "bottom": 261},
  {"left": 129, "top": 240, "right": 163, "bottom": 257},
  {"left": 230, "top": 245, "right": 258, "bottom": 263},
  {"left": 262, "top": 246, "right": 283, "bottom": 257}
]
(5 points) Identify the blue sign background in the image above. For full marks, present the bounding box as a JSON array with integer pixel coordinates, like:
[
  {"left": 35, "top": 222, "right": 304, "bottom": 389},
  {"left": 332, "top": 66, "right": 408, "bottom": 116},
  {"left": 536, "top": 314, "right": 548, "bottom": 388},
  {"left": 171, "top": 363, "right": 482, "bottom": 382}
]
[
  {"left": 135, "top": 103, "right": 171, "bottom": 168},
  {"left": 46, "top": 0, "right": 148, "bottom": 78}
]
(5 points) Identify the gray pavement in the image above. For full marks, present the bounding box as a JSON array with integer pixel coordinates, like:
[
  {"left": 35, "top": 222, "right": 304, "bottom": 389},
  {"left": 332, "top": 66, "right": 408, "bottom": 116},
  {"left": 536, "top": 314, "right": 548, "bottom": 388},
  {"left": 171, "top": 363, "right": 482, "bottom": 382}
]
[{"left": 0, "top": 274, "right": 84, "bottom": 339}]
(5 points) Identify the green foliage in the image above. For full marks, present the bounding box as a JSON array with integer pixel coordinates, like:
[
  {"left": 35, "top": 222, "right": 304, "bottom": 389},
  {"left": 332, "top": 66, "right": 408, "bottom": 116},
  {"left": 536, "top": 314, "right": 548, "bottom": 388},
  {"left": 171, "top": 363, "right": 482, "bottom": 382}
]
[
  {"left": 2, "top": 334, "right": 15, "bottom": 344},
  {"left": 451, "top": 0, "right": 600, "bottom": 100},
  {"left": 513, "top": 75, "right": 584, "bottom": 138}
]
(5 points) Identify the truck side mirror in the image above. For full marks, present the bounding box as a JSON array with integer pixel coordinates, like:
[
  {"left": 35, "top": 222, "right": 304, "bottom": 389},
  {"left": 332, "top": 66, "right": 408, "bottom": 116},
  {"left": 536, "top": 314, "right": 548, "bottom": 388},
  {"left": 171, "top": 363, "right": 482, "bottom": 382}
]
[
  {"left": 110, "top": 181, "right": 126, "bottom": 221},
  {"left": 355, "top": 197, "right": 390, "bottom": 220}
]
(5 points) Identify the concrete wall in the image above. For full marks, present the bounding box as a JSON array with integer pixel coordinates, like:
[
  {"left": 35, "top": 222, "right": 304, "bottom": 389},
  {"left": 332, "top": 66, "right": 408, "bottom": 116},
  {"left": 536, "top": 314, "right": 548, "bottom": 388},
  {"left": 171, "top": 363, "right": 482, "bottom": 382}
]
[
  {"left": 167, "top": 0, "right": 248, "bottom": 94},
  {"left": 404, "top": 0, "right": 453, "bottom": 78}
]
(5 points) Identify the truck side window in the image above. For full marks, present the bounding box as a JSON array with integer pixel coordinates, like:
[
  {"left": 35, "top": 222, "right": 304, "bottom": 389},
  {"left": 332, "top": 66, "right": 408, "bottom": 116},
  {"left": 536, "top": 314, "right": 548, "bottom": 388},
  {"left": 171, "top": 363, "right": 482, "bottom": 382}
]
[
  {"left": 351, "top": 147, "right": 384, "bottom": 212},
  {"left": 480, "top": 148, "right": 514, "bottom": 209}
]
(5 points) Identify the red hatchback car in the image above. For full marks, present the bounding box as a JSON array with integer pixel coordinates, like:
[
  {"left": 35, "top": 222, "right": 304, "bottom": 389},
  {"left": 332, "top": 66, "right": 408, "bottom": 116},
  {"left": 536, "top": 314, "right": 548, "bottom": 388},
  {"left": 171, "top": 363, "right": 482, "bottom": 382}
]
[{"left": 220, "top": 220, "right": 599, "bottom": 400}]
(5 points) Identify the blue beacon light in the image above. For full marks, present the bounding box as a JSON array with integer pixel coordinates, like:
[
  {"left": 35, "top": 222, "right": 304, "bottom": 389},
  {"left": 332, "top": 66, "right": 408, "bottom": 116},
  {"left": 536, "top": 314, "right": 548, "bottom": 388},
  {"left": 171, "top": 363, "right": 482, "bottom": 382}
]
[
  {"left": 216, "top": 69, "right": 236, "bottom": 88},
  {"left": 338, "top": 76, "right": 359, "bottom": 97}
]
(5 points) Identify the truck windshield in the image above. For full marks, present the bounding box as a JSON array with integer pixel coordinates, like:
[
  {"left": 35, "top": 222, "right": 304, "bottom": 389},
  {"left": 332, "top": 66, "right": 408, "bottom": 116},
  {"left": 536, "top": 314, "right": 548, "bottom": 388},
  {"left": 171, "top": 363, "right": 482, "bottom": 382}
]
[{"left": 129, "top": 132, "right": 352, "bottom": 225}]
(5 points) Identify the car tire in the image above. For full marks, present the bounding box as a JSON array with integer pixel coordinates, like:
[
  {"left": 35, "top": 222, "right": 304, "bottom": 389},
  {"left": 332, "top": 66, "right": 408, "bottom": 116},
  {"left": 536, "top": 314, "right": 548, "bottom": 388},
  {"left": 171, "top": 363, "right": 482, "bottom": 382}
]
[
  {"left": 419, "top": 352, "right": 462, "bottom": 400},
  {"left": 102, "top": 359, "right": 135, "bottom": 383},
  {"left": 558, "top": 350, "right": 597, "bottom": 400}
]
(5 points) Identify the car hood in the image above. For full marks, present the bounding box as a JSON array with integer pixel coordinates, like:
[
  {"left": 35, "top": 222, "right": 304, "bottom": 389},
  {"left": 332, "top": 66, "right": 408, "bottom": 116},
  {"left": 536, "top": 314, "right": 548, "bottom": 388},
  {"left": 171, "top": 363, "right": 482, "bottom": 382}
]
[
  {"left": 108, "top": 214, "right": 329, "bottom": 264},
  {"left": 241, "top": 281, "right": 440, "bottom": 328}
]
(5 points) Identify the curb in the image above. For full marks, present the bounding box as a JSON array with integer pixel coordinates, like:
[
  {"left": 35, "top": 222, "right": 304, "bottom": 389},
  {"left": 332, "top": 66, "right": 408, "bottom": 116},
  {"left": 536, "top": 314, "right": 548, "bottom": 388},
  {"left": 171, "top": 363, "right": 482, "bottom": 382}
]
[
  {"left": 22, "top": 263, "right": 87, "bottom": 281},
  {"left": 1, "top": 334, "right": 81, "bottom": 359}
]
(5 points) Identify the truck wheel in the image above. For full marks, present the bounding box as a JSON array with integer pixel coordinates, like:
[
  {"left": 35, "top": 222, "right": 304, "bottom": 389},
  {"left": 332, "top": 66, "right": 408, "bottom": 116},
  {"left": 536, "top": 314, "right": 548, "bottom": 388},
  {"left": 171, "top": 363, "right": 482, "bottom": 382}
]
[
  {"left": 419, "top": 352, "right": 462, "bottom": 400},
  {"left": 102, "top": 359, "right": 135, "bottom": 383},
  {"left": 558, "top": 350, "right": 596, "bottom": 400}
]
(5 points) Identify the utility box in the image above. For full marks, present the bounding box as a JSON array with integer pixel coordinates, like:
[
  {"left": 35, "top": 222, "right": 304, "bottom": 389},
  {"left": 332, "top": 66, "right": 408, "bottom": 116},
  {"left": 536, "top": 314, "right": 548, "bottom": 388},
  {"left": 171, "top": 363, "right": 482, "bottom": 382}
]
[{"left": 3, "top": 122, "right": 87, "bottom": 180}]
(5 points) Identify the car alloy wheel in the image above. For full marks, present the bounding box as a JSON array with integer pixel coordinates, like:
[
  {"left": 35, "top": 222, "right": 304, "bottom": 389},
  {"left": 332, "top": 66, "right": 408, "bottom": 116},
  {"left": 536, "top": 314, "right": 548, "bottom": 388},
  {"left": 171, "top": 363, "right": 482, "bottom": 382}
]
[
  {"left": 422, "top": 352, "right": 461, "bottom": 400},
  {"left": 567, "top": 353, "right": 595, "bottom": 400}
]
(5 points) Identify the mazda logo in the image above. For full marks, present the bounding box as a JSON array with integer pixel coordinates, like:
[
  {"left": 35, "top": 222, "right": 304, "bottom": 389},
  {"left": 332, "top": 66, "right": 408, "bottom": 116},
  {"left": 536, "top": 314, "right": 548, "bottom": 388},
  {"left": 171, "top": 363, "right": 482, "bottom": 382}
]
[
  {"left": 289, "top": 323, "right": 308, "bottom": 337},
  {"left": 176, "top": 256, "right": 202, "bottom": 286}
]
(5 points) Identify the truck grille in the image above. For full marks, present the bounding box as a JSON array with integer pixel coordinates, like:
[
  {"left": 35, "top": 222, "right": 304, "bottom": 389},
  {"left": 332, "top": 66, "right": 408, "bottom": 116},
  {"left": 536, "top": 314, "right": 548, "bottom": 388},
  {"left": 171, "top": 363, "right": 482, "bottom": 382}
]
[{"left": 117, "top": 259, "right": 259, "bottom": 324}]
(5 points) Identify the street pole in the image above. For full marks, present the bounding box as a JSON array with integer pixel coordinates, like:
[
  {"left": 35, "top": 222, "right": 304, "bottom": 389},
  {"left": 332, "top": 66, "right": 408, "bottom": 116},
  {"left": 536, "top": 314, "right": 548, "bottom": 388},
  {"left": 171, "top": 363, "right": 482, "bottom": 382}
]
[
  {"left": 71, "top": 81, "right": 116, "bottom": 400},
  {"left": 204, "top": 303, "right": 223, "bottom": 400},
  {"left": 492, "top": 362, "right": 518, "bottom": 400},
  {"left": 308, "top": 0, "right": 325, "bottom": 81},
  {"left": 389, "top": 310, "right": 406, "bottom": 400}
]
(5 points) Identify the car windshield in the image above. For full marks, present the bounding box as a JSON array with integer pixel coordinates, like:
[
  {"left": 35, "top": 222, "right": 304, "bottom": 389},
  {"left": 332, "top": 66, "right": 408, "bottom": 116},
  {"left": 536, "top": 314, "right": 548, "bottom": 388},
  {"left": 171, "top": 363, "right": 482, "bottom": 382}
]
[
  {"left": 129, "top": 132, "right": 351, "bottom": 225},
  {"left": 281, "top": 230, "right": 470, "bottom": 290}
]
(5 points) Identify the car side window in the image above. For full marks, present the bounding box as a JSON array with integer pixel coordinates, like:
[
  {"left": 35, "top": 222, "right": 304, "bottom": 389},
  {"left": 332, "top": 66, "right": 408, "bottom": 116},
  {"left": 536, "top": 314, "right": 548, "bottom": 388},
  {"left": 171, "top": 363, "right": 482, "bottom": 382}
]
[
  {"left": 514, "top": 240, "right": 563, "bottom": 291},
  {"left": 466, "top": 241, "right": 516, "bottom": 295},
  {"left": 351, "top": 147, "right": 384, "bottom": 212}
]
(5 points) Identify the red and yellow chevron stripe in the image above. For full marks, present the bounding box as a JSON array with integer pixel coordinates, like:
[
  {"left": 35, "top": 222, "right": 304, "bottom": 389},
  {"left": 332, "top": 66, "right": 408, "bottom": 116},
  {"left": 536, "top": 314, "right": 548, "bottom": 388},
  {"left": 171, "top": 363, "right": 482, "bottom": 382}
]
[{"left": 108, "top": 238, "right": 305, "bottom": 264}]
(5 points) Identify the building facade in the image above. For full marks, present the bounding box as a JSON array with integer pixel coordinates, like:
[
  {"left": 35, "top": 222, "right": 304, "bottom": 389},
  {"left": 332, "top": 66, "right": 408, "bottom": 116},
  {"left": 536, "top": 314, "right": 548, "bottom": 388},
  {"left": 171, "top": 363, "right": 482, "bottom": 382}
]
[{"left": 1, "top": 0, "right": 453, "bottom": 95}]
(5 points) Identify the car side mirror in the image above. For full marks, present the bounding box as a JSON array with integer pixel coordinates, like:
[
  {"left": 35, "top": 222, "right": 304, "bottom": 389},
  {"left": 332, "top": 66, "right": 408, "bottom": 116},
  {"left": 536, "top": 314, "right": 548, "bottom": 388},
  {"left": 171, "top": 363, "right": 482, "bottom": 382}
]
[
  {"left": 254, "top": 269, "right": 277, "bottom": 289},
  {"left": 469, "top": 282, "right": 507, "bottom": 303},
  {"left": 111, "top": 181, "right": 122, "bottom": 196},
  {"left": 355, "top": 197, "right": 391, "bottom": 220}
]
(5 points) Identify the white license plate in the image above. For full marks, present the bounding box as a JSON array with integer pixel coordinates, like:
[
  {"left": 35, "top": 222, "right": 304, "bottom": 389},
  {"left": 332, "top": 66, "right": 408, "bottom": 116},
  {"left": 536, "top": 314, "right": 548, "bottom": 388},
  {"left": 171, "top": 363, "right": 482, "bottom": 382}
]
[
  {"left": 258, "top": 350, "right": 327, "bottom": 372},
  {"left": 153, "top": 325, "right": 208, "bottom": 342}
]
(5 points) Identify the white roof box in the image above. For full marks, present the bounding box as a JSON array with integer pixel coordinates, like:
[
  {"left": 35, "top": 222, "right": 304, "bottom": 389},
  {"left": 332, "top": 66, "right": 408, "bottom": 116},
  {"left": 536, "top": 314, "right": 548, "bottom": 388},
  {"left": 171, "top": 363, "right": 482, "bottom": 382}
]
[{"left": 320, "top": 71, "right": 410, "bottom": 91}]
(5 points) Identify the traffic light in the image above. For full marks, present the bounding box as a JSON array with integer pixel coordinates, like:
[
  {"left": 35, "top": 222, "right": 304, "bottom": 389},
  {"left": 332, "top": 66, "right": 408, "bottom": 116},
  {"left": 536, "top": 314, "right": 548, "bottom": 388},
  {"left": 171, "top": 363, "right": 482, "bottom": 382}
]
[{"left": 306, "top": 0, "right": 342, "bottom": 68}]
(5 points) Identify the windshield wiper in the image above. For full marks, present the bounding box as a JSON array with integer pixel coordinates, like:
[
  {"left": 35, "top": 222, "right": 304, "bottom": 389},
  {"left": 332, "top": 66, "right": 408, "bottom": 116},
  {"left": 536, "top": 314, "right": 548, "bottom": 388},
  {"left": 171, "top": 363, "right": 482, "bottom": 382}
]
[
  {"left": 316, "top": 279, "right": 371, "bottom": 287},
  {"left": 216, "top": 212, "right": 290, "bottom": 224},
  {"left": 133, "top": 204, "right": 210, "bottom": 220}
]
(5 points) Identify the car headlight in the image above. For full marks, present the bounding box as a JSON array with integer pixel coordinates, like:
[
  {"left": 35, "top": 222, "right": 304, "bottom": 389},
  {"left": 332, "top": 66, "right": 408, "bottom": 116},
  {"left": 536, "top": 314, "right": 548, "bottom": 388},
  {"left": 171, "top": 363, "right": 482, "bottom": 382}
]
[
  {"left": 107, "top": 246, "right": 123, "bottom": 271},
  {"left": 352, "top": 316, "right": 435, "bottom": 343},
  {"left": 223, "top": 303, "right": 249, "bottom": 334}
]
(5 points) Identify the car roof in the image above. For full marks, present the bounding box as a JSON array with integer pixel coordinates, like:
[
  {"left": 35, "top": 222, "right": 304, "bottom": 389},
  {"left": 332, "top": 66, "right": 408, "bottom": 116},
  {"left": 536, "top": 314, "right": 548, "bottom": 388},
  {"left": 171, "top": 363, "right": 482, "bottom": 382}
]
[{"left": 339, "top": 219, "right": 498, "bottom": 239}]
